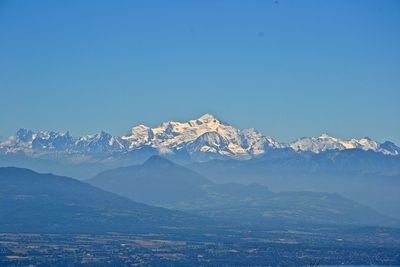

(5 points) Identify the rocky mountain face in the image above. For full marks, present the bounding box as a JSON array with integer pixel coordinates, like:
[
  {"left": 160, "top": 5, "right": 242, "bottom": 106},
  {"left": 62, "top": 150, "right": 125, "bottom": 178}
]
[
  {"left": 289, "top": 134, "right": 398, "bottom": 155},
  {"left": 0, "top": 114, "right": 398, "bottom": 164}
]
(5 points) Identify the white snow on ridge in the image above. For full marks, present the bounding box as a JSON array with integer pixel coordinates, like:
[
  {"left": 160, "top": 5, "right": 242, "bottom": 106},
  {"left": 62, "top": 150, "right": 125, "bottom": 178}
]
[
  {"left": 289, "top": 134, "right": 396, "bottom": 155},
  {"left": 0, "top": 114, "right": 399, "bottom": 159}
]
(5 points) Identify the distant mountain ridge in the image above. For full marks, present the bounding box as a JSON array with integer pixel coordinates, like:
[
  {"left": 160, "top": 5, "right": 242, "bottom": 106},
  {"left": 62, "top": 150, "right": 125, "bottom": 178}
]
[
  {"left": 0, "top": 166, "right": 203, "bottom": 233},
  {"left": 88, "top": 156, "right": 398, "bottom": 227},
  {"left": 1, "top": 114, "right": 398, "bottom": 164}
]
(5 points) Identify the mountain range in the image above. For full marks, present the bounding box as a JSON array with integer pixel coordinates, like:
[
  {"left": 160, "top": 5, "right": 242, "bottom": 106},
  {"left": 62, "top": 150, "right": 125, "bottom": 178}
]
[
  {"left": 1, "top": 163, "right": 398, "bottom": 233},
  {"left": 1, "top": 114, "right": 399, "bottom": 165},
  {"left": 0, "top": 166, "right": 204, "bottom": 233},
  {"left": 189, "top": 149, "right": 400, "bottom": 219},
  {"left": 88, "top": 156, "right": 398, "bottom": 227},
  {"left": 1, "top": 114, "right": 399, "bottom": 220}
]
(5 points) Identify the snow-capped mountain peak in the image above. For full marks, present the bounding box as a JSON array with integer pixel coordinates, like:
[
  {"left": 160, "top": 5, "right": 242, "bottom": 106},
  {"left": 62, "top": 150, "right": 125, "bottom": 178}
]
[
  {"left": 197, "top": 113, "right": 220, "bottom": 123},
  {"left": 16, "top": 128, "right": 36, "bottom": 142},
  {"left": 318, "top": 133, "right": 338, "bottom": 140},
  {"left": 122, "top": 124, "right": 153, "bottom": 148},
  {"left": 380, "top": 141, "right": 400, "bottom": 156},
  {"left": 289, "top": 134, "right": 397, "bottom": 155},
  {"left": 122, "top": 114, "right": 245, "bottom": 156},
  {"left": 1, "top": 115, "right": 398, "bottom": 162},
  {"left": 76, "top": 131, "right": 126, "bottom": 153}
]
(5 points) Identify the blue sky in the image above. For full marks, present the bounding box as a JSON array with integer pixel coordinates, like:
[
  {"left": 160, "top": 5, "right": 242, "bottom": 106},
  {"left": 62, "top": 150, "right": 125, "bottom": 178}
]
[{"left": 0, "top": 0, "right": 399, "bottom": 143}]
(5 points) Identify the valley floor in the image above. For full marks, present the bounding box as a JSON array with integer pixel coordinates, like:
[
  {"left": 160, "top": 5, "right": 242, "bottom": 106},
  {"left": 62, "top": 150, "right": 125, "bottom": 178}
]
[{"left": 1, "top": 225, "right": 399, "bottom": 266}]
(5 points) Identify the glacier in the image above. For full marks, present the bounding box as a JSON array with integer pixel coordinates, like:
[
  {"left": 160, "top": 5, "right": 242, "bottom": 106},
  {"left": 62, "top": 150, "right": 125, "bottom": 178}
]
[{"left": 0, "top": 114, "right": 398, "bottom": 163}]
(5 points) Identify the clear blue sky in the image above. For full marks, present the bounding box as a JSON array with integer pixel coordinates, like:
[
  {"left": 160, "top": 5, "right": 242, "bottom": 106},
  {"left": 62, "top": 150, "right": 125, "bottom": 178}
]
[{"left": 0, "top": 0, "right": 399, "bottom": 143}]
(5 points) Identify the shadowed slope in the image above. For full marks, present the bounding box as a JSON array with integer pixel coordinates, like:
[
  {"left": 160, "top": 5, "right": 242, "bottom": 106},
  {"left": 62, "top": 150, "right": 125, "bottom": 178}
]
[
  {"left": 89, "top": 157, "right": 398, "bottom": 227},
  {"left": 0, "top": 167, "right": 202, "bottom": 233}
]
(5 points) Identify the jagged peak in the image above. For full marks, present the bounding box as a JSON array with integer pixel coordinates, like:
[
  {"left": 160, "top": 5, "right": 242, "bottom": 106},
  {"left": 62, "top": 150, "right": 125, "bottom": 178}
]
[
  {"left": 2, "top": 115, "right": 398, "bottom": 158},
  {"left": 93, "top": 131, "right": 112, "bottom": 139},
  {"left": 80, "top": 131, "right": 112, "bottom": 141},
  {"left": 318, "top": 133, "right": 334, "bottom": 139},
  {"left": 131, "top": 124, "right": 151, "bottom": 130},
  {"left": 359, "top": 136, "right": 372, "bottom": 141},
  {"left": 16, "top": 128, "right": 33, "bottom": 134},
  {"left": 16, "top": 128, "right": 35, "bottom": 139},
  {"left": 382, "top": 140, "right": 397, "bottom": 146},
  {"left": 241, "top": 128, "right": 258, "bottom": 133},
  {"left": 36, "top": 130, "right": 71, "bottom": 138},
  {"left": 197, "top": 113, "right": 219, "bottom": 123}
]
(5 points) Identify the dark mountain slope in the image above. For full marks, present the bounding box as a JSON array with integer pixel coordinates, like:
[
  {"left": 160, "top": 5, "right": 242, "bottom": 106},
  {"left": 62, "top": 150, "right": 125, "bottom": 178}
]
[
  {"left": 0, "top": 167, "right": 201, "bottom": 233},
  {"left": 88, "top": 157, "right": 398, "bottom": 227},
  {"left": 188, "top": 149, "right": 400, "bottom": 218},
  {"left": 88, "top": 155, "right": 212, "bottom": 205}
]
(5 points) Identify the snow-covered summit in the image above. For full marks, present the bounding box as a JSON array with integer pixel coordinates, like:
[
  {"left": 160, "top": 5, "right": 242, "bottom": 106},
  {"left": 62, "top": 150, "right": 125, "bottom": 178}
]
[
  {"left": 120, "top": 114, "right": 285, "bottom": 158},
  {"left": 76, "top": 131, "right": 126, "bottom": 153},
  {"left": 0, "top": 129, "right": 124, "bottom": 155},
  {"left": 0, "top": 114, "right": 398, "bottom": 161},
  {"left": 289, "top": 134, "right": 397, "bottom": 155}
]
